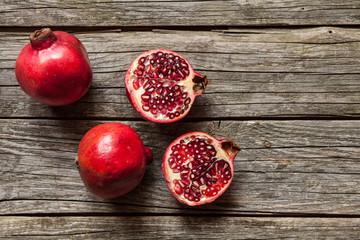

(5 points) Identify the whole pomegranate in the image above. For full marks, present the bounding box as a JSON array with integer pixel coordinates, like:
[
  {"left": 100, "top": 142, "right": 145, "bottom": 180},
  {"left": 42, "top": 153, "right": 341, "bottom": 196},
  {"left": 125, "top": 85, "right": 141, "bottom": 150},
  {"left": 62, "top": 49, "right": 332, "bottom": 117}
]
[
  {"left": 162, "top": 132, "right": 240, "bottom": 206},
  {"left": 15, "top": 28, "right": 92, "bottom": 106},
  {"left": 76, "top": 123, "right": 153, "bottom": 199},
  {"left": 125, "top": 49, "right": 209, "bottom": 123}
]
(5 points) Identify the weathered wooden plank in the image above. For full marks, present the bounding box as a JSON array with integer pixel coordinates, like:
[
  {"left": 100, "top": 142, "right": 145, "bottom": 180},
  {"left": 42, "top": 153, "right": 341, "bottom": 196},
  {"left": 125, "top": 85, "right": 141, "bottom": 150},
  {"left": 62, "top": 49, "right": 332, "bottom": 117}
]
[
  {"left": 2, "top": 216, "right": 360, "bottom": 239},
  {"left": 1, "top": 27, "right": 360, "bottom": 118},
  {"left": 1, "top": 0, "right": 360, "bottom": 27},
  {"left": 2, "top": 28, "right": 360, "bottom": 73},
  {"left": 1, "top": 119, "right": 359, "bottom": 215}
]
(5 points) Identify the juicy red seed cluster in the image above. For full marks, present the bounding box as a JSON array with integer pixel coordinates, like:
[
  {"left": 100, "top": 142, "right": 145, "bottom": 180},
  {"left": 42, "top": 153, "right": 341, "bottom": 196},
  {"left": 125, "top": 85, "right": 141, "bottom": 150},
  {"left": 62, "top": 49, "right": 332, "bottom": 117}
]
[
  {"left": 135, "top": 51, "right": 190, "bottom": 81},
  {"left": 132, "top": 51, "right": 193, "bottom": 118},
  {"left": 168, "top": 137, "right": 232, "bottom": 202},
  {"left": 141, "top": 80, "right": 191, "bottom": 119}
]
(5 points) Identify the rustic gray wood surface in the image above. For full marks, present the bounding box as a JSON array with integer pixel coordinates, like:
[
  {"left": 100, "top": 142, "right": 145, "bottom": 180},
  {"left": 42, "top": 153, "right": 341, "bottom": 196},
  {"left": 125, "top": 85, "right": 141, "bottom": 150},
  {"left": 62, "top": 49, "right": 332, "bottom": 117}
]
[
  {"left": 2, "top": 217, "right": 360, "bottom": 239},
  {"left": 1, "top": 1, "right": 360, "bottom": 239},
  {"left": 1, "top": 119, "right": 360, "bottom": 215},
  {"left": 1, "top": 0, "right": 360, "bottom": 26},
  {"left": 1, "top": 28, "right": 359, "bottom": 119}
]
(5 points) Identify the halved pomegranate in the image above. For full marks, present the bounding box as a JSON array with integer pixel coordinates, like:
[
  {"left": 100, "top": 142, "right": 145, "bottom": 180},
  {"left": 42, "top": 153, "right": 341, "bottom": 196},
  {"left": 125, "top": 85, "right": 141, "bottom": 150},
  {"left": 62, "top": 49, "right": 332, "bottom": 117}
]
[
  {"left": 162, "top": 132, "right": 240, "bottom": 206},
  {"left": 125, "top": 50, "right": 209, "bottom": 123}
]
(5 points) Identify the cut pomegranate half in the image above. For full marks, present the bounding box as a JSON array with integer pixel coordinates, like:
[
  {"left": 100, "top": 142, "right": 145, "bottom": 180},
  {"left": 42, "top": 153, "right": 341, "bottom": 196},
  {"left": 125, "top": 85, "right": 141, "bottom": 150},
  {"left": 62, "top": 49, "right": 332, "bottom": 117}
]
[
  {"left": 125, "top": 49, "right": 209, "bottom": 123},
  {"left": 162, "top": 132, "right": 240, "bottom": 206}
]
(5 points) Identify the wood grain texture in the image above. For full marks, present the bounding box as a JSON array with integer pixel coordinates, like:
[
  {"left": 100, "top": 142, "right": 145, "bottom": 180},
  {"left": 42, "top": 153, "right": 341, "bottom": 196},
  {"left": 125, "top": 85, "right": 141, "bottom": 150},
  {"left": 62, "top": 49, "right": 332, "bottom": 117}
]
[
  {"left": 1, "top": 27, "right": 360, "bottom": 119},
  {"left": 2, "top": 216, "right": 360, "bottom": 239},
  {"left": 1, "top": 119, "right": 359, "bottom": 215},
  {"left": 2, "top": 1, "right": 360, "bottom": 238},
  {"left": 1, "top": 0, "right": 360, "bottom": 27}
]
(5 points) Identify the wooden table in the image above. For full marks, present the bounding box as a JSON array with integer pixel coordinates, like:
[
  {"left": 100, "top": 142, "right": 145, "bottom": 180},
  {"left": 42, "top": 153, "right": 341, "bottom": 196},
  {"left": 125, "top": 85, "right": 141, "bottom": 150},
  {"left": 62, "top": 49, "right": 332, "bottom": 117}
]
[{"left": 1, "top": 1, "right": 360, "bottom": 239}]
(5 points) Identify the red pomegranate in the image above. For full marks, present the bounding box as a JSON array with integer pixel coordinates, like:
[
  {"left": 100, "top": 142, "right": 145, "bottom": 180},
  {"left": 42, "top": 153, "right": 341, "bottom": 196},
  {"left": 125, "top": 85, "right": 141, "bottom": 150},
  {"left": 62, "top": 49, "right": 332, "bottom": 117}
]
[
  {"left": 15, "top": 28, "right": 92, "bottom": 106},
  {"left": 125, "top": 49, "right": 209, "bottom": 123},
  {"left": 162, "top": 132, "right": 240, "bottom": 206},
  {"left": 76, "top": 123, "right": 153, "bottom": 199}
]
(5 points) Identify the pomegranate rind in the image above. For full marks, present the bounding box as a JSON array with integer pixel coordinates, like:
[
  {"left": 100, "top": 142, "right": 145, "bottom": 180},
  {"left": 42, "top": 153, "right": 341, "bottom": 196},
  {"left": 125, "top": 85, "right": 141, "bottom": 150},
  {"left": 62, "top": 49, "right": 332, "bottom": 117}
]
[
  {"left": 77, "top": 123, "right": 152, "bottom": 199},
  {"left": 162, "top": 131, "right": 240, "bottom": 206},
  {"left": 125, "top": 49, "right": 207, "bottom": 123},
  {"left": 15, "top": 29, "right": 92, "bottom": 106}
]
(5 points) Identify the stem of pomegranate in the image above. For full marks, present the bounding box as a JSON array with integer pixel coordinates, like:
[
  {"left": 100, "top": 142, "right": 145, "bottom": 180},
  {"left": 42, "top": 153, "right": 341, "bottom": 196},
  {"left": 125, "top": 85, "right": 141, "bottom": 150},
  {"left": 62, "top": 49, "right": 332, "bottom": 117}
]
[
  {"left": 30, "top": 28, "right": 57, "bottom": 50},
  {"left": 221, "top": 140, "right": 241, "bottom": 159},
  {"left": 192, "top": 73, "right": 209, "bottom": 95}
]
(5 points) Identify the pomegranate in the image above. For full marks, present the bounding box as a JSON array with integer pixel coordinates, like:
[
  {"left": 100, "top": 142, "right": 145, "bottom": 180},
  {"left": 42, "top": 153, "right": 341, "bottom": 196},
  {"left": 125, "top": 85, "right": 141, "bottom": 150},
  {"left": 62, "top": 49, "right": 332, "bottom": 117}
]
[
  {"left": 162, "top": 132, "right": 240, "bottom": 206},
  {"left": 15, "top": 28, "right": 92, "bottom": 106},
  {"left": 76, "top": 123, "right": 153, "bottom": 199},
  {"left": 125, "top": 49, "right": 209, "bottom": 123}
]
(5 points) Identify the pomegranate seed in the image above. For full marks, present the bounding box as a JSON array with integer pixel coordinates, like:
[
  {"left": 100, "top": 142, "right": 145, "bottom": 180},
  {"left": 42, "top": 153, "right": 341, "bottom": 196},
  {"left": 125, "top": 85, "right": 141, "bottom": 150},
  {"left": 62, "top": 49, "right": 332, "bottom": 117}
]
[
  {"left": 138, "top": 65, "right": 144, "bottom": 71},
  {"left": 141, "top": 94, "right": 150, "bottom": 101},
  {"left": 174, "top": 182, "right": 183, "bottom": 194},
  {"left": 142, "top": 105, "right": 150, "bottom": 112},
  {"left": 133, "top": 78, "right": 140, "bottom": 90}
]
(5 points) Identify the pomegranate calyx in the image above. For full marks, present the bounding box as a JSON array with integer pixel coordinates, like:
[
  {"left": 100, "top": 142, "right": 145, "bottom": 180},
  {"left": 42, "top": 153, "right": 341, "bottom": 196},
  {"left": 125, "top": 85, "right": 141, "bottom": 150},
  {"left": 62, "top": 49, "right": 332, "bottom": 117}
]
[
  {"left": 144, "top": 146, "right": 154, "bottom": 165},
  {"left": 30, "top": 28, "right": 57, "bottom": 49},
  {"left": 192, "top": 74, "right": 209, "bottom": 95},
  {"left": 221, "top": 140, "right": 241, "bottom": 159}
]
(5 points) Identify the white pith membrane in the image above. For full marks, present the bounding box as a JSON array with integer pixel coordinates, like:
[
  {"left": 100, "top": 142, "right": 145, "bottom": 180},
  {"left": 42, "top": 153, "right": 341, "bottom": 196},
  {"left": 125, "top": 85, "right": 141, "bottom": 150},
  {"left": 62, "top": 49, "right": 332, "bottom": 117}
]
[
  {"left": 126, "top": 50, "right": 197, "bottom": 122},
  {"left": 163, "top": 133, "right": 233, "bottom": 206}
]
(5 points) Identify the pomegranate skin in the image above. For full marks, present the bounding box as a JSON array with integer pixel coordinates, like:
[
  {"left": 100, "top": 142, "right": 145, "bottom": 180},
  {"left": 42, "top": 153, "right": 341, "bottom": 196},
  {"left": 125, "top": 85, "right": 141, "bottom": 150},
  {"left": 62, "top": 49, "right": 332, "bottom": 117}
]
[
  {"left": 76, "top": 123, "right": 153, "bottom": 199},
  {"left": 15, "top": 28, "right": 92, "bottom": 106}
]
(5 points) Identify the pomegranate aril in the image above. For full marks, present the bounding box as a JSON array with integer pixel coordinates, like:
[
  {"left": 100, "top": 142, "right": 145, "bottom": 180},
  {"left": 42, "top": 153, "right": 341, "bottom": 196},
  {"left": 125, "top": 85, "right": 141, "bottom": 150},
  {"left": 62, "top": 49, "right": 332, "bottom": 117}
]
[
  {"left": 133, "top": 78, "right": 140, "bottom": 90},
  {"left": 147, "top": 86, "right": 155, "bottom": 93},
  {"left": 142, "top": 105, "right": 150, "bottom": 112},
  {"left": 178, "top": 70, "right": 185, "bottom": 79},
  {"left": 161, "top": 87, "right": 168, "bottom": 96},
  {"left": 138, "top": 57, "right": 145, "bottom": 64},
  {"left": 160, "top": 108, "right": 167, "bottom": 115},
  {"left": 143, "top": 82, "right": 151, "bottom": 90},
  {"left": 141, "top": 94, "right": 150, "bottom": 101},
  {"left": 150, "top": 78, "right": 157, "bottom": 85},
  {"left": 174, "top": 182, "right": 183, "bottom": 194},
  {"left": 181, "top": 173, "right": 188, "bottom": 180},
  {"left": 199, "top": 177, "right": 205, "bottom": 185}
]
